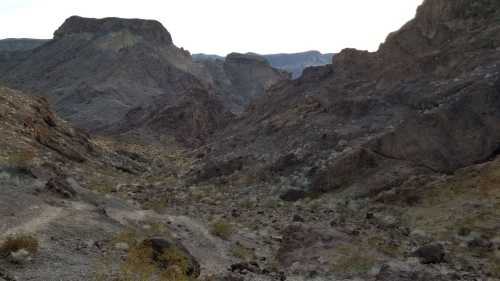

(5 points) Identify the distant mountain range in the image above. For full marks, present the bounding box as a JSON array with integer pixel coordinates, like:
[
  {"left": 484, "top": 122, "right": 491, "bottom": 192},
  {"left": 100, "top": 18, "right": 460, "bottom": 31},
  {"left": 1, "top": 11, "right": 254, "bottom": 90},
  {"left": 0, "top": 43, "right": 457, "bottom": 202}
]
[
  {"left": 193, "top": 51, "right": 335, "bottom": 78},
  {"left": 0, "top": 38, "right": 48, "bottom": 52}
]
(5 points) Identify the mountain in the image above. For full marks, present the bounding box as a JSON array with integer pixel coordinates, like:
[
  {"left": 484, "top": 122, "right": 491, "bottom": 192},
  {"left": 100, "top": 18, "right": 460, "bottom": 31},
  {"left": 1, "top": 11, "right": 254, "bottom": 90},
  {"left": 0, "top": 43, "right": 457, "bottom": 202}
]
[
  {"left": 194, "top": 50, "right": 335, "bottom": 79},
  {"left": 195, "top": 52, "right": 290, "bottom": 113},
  {"left": 0, "top": 38, "right": 48, "bottom": 52},
  {"left": 2, "top": 1, "right": 500, "bottom": 280},
  {"left": 0, "top": 16, "right": 240, "bottom": 146},
  {"left": 263, "top": 51, "right": 335, "bottom": 78},
  {"left": 186, "top": 1, "right": 500, "bottom": 277},
  {"left": 1, "top": 16, "right": 207, "bottom": 131},
  {"left": 0, "top": 17, "right": 287, "bottom": 145}
]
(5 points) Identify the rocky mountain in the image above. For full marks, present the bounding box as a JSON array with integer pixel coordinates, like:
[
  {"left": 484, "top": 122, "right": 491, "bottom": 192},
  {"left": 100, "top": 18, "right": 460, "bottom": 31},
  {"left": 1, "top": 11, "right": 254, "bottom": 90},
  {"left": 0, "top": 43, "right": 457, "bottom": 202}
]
[
  {"left": 185, "top": 0, "right": 500, "bottom": 278},
  {"left": 2, "top": 0, "right": 500, "bottom": 280},
  {"left": 195, "top": 52, "right": 290, "bottom": 113},
  {"left": 194, "top": 51, "right": 334, "bottom": 79},
  {"left": 0, "top": 16, "right": 218, "bottom": 135},
  {"left": 0, "top": 17, "right": 288, "bottom": 145},
  {"left": 0, "top": 39, "right": 48, "bottom": 52}
]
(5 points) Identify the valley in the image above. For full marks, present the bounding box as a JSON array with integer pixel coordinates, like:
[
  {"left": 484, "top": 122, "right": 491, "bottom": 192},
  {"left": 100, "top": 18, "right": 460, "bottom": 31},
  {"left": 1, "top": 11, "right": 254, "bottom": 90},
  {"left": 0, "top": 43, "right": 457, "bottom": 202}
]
[{"left": 1, "top": 0, "right": 500, "bottom": 280}]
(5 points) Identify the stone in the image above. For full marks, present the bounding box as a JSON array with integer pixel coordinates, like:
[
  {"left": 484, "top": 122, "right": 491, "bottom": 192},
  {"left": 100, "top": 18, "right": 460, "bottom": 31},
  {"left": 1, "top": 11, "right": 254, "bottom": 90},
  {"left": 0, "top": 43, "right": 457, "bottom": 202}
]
[
  {"left": 44, "top": 177, "right": 77, "bottom": 198},
  {"left": 412, "top": 244, "right": 446, "bottom": 264},
  {"left": 114, "top": 242, "right": 129, "bottom": 251},
  {"left": 279, "top": 189, "right": 307, "bottom": 202},
  {"left": 8, "top": 249, "right": 31, "bottom": 264}
]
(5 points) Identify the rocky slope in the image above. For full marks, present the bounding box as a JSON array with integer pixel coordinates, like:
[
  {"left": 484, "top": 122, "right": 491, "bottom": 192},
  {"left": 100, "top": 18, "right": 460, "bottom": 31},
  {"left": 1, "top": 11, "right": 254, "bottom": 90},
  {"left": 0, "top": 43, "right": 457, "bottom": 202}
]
[
  {"left": 0, "top": 86, "right": 253, "bottom": 281},
  {"left": 181, "top": 1, "right": 500, "bottom": 278}
]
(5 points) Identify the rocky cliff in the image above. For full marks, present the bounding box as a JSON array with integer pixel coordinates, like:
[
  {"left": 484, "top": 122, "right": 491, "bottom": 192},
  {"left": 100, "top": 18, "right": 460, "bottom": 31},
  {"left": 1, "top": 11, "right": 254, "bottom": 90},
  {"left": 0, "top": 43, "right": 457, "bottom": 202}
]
[{"left": 196, "top": 52, "right": 290, "bottom": 113}]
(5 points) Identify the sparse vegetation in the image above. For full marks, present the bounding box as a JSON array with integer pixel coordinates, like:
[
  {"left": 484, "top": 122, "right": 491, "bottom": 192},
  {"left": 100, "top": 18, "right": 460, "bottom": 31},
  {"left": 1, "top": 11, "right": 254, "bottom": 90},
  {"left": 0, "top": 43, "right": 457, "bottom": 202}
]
[
  {"left": 98, "top": 228, "right": 195, "bottom": 281},
  {"left": 210, "top": 221, "right": 234, "bottom": 240},
  {"left": 7, "top": 149, "right": 35, "bottom": 169},
  {"left": 0, "top": 234, "right": 39, "bottom": 258},
  {"left": 330, "top": 244, "right": 377, "bottom": 274},
  {"left": 230, "top": 243, "right": 255, "bottom": 261}
]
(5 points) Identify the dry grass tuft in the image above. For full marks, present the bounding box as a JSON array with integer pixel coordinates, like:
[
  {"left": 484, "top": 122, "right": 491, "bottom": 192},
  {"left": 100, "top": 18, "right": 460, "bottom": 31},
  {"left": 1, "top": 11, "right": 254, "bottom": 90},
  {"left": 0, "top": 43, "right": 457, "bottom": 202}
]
[{"left": 0, "top": 234, "right": 39, "bottom": 257}]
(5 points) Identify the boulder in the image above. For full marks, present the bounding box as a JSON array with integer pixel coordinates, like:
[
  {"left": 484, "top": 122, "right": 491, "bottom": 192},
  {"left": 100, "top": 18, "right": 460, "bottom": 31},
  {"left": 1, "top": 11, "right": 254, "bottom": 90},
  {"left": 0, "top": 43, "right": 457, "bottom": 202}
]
[{"left": 412, "top": 244, "right": 446, "bottom": 264}]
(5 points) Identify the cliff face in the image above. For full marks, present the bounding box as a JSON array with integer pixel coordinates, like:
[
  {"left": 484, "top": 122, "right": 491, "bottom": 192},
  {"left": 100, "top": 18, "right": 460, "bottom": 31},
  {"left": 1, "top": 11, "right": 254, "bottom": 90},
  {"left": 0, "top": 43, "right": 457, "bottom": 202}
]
[{"left": 196, "top": 53, "right": 290, "bottom": 113}]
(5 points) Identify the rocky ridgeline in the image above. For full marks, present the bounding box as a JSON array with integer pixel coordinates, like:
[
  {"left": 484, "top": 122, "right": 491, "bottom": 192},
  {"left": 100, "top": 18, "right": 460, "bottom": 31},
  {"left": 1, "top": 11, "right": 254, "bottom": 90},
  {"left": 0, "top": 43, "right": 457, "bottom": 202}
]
[{"left": 53, "top": 16, "right": 174, "bottom": 45}]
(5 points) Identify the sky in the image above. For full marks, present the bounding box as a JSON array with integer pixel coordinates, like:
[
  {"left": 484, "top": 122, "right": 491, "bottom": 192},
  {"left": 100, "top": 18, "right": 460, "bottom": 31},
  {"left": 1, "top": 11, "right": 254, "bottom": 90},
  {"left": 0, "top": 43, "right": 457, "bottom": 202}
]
[{"left": 0, "top": 0, "right": 424, "bottom": 55}]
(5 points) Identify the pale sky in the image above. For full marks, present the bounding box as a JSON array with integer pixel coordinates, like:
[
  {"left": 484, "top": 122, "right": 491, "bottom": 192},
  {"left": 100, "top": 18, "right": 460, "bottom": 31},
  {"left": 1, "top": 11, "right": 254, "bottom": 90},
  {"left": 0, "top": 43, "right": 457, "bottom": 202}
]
[{"left": 0, "top": 0, "right": 424, "bottom": 55}]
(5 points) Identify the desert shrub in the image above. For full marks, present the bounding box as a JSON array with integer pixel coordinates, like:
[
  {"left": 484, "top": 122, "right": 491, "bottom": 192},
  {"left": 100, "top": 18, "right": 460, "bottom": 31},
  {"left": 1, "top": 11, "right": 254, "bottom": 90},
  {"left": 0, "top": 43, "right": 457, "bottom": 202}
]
[
  {"left": 230, "top": 243, "right": 254, "bottom": 261},
  {"left": 119, "top": 243, "right": 194, "bottom": 281},
  {"left": 210, "top": 221, "right": 234, "bottom": 240},
  {"left": 0, "top": 234, "right": 39, "bottom": 257}
]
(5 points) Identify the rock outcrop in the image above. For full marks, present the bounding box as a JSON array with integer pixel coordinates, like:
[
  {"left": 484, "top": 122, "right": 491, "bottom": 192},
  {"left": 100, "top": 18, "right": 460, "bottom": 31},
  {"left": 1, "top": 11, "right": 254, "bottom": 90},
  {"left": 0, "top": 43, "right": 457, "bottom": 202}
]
[{"left": 195, "top": 52, "right": 290, "bottom": 113}]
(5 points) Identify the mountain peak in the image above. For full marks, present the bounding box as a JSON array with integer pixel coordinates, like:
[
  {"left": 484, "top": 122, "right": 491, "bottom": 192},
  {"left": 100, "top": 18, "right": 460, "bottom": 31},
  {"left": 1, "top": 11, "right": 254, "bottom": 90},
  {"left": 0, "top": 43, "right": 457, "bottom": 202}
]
[{"left": 53, "top": 16, "right": 173, "bottom": 45}]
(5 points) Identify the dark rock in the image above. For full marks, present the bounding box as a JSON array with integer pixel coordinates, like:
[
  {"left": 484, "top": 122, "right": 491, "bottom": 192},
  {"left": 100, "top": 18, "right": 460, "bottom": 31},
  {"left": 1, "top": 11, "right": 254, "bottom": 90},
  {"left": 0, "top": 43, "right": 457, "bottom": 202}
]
[
  {"left": 467, "top": 237, "right": 493, "bottom": 251},
  {"left": 45, "top": 177, "right": 77, "bottom": 198},
  {"left": 230, "top": 261, "right": 261, "bottom": 274},
  {"left": 412, "top": 244, "right": 446, "bottom": 264},
  {"left": 279, "top": 189, "right": 307, "bottom": 202},
  {"left": 292, "top": 215, "right": 305, "bottom": 222}
]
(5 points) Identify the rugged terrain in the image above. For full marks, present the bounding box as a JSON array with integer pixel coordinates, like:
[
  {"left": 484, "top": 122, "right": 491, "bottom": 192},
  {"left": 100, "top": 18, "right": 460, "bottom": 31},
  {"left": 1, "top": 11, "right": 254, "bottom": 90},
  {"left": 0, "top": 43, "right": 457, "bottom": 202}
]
[
  {"left": 0, "top": 17, "right": 287, "bottom": 144},
  {"left": 1, "top": 0, "right": 500, "bottom": 280}
]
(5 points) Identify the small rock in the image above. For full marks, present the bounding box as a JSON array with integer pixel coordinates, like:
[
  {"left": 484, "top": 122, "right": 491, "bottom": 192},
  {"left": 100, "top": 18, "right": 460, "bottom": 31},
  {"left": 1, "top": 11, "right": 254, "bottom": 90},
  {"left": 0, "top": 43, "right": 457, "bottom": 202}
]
[
  {"left": 8, "top": 249, "right": 31, "bottom": 264},
  {"left": 230, "top": 261, "right": 261, "bottom": 274},
  {"left": 279, "top": 189, "right": 307, "bottom": 202},
  {"left": 114, "top": 242, "right": 129, "bottom": 251},
  {"left": 45, "top": 176, "right": 77, "bottom": 198},
  {"left": 292, "top": 215, "right": 305, "bottom": 222},
  {"left": 412, "top": 244, "right": 446, "bottom": 264}
]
